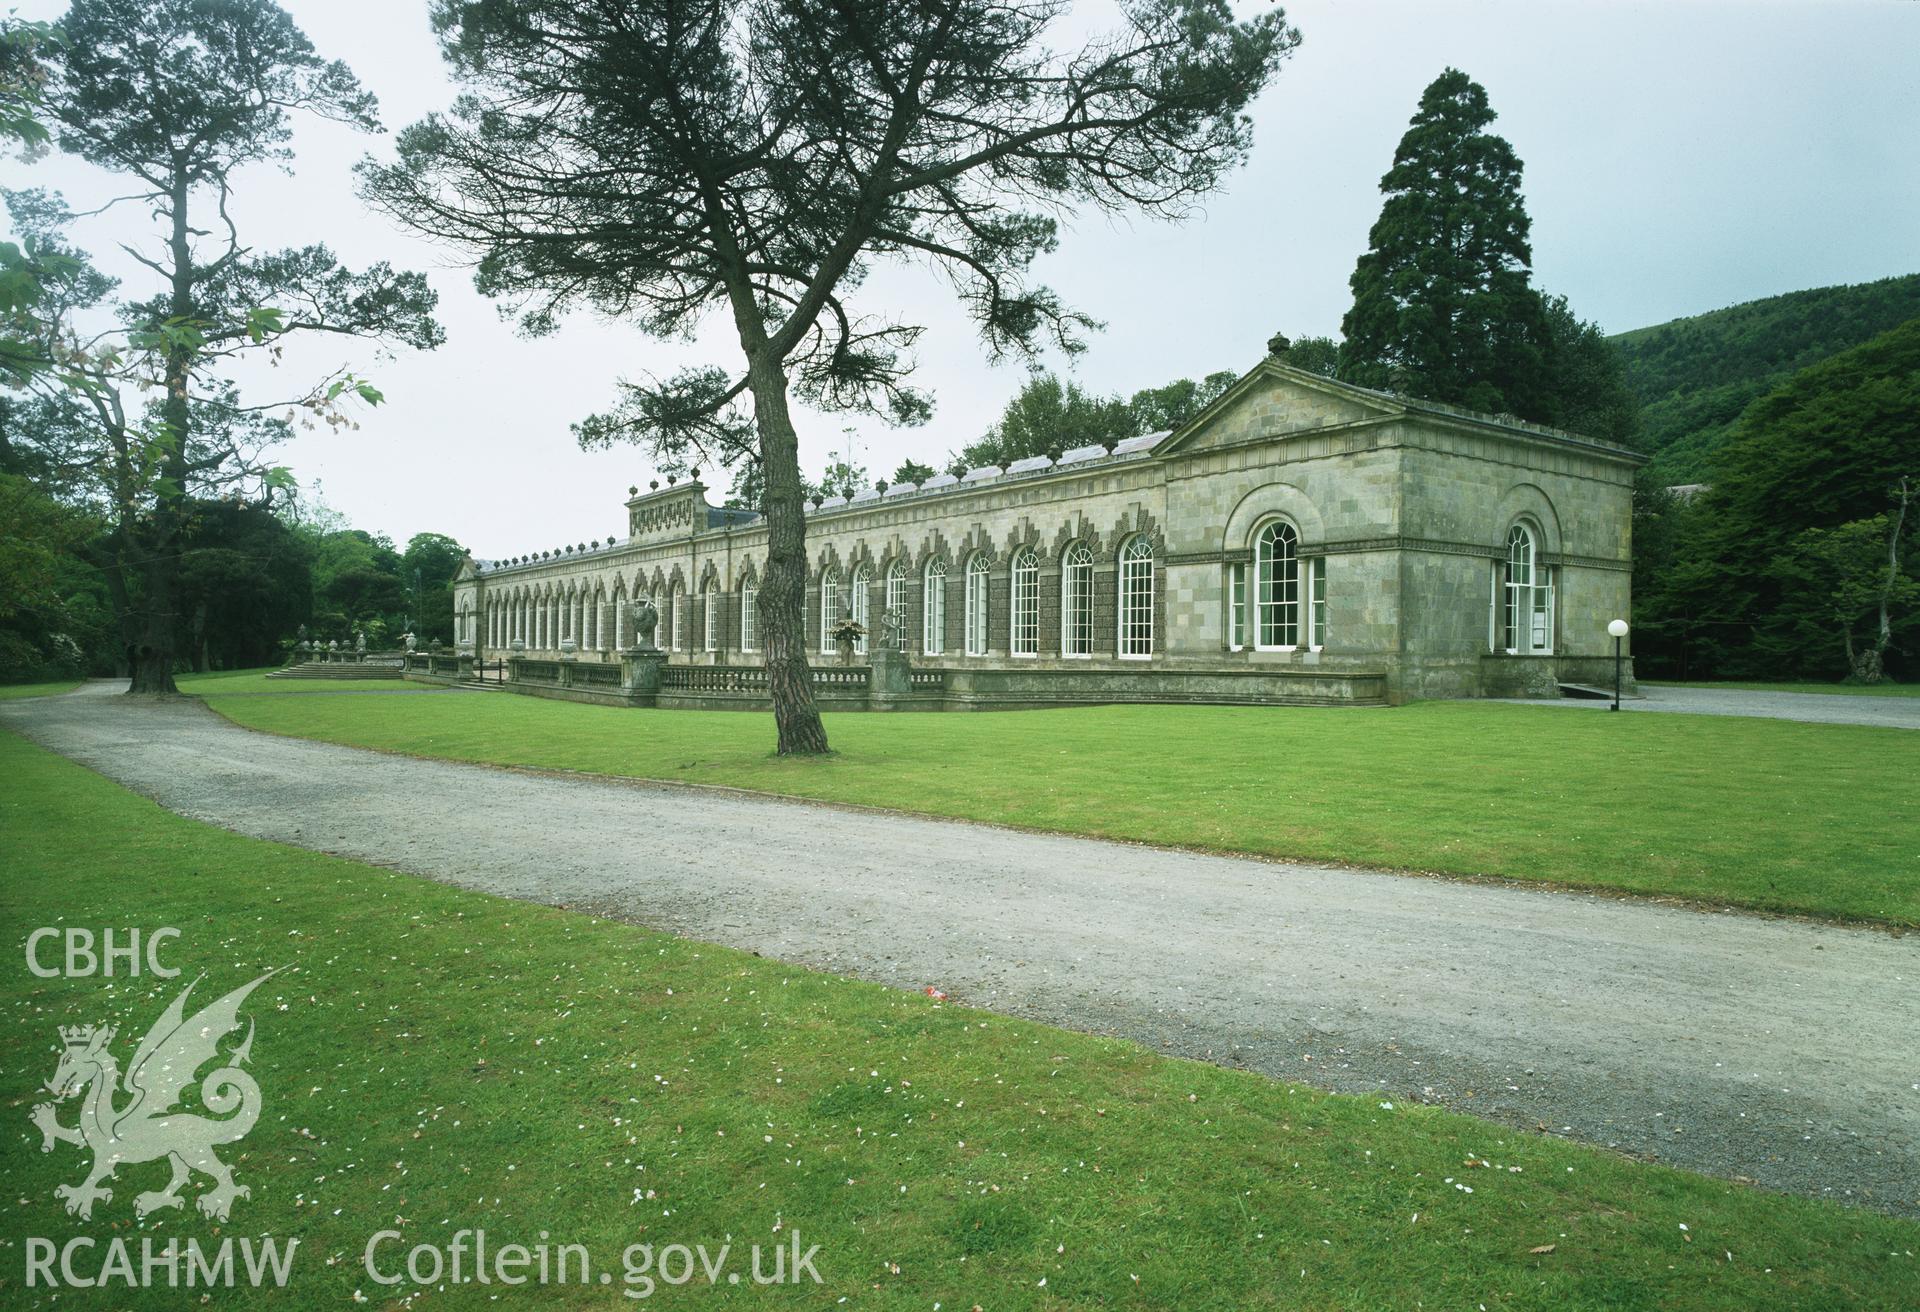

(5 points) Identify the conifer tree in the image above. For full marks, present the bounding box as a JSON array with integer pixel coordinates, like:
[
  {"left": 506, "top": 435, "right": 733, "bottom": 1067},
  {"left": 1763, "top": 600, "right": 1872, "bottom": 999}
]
[
  {"left": 1337, "top": 69, "right": 1546, "bottom": 416},
  {"left": 361, "top": 0, "right": 1295, "bottom": 755}
]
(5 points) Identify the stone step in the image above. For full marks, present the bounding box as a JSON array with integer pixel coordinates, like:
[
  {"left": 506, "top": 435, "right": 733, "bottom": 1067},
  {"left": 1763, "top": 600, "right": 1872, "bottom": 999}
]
[{"left": 267, "top": 662, "right": 406, "bottom": 681}]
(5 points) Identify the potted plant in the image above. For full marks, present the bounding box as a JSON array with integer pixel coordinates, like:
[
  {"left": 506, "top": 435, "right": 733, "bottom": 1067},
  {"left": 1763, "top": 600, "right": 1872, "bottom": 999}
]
[{"left": 830, "top": 618, "right": 867, "bottom": 666}]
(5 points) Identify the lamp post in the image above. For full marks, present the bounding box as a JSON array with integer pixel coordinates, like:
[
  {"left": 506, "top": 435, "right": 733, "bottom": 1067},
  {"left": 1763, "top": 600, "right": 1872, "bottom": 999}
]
[{"left": 1607, "top": 619, "right": 1630, "bottom": 711}]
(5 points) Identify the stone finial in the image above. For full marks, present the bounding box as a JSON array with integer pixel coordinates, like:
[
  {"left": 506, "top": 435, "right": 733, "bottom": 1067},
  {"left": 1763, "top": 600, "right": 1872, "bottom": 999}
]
[
  {"left": 1267, "top": 330, "right": 1291, "bottom": 358},
  {"left": 667, "top": 473, "right": 678, "bottom": 486},
  {"left": 629, "top": 485, "right": 638, "bottom": 496},
  {"left": 1046, "top": 446, "right": 1063, "bottom": 463},
  {"left": 1101, "top": 436, "right": 1119, "bottom": 455},
  {"left": 876, "top": 479, "right": 888, "bottom": 493},
  {"left": 650, "top": 479, "right": 659, "bottom": 491}
]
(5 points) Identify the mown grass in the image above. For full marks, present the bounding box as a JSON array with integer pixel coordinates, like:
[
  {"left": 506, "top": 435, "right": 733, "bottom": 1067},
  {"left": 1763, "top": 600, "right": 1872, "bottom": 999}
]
[
  {"left": 192, "top": 674, "right": 1920, "bottom": 926},
  {"left": 177, "top": 668, "right": 422, "bottom": 694},
  {"left": 1, "top": 729, "right": 1914, "bottom": 1310},
  {"left": 0, "top": 680, "right": 81, "bottom": 700},
  {"left": 1645, "top": 680, "right": 1920, "bottom": 699}
]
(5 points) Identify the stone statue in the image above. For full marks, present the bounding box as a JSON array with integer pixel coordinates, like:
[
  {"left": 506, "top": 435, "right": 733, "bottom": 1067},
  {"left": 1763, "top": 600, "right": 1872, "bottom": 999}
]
[
  {"left": 353, "top": 630, "right": 367, "bottom": 653},
  {"left": 879, "top": 605, "right": 903, "bottom": 651},
  {"left": 633, "top": 597, "right": 659, "bottom": 650}
]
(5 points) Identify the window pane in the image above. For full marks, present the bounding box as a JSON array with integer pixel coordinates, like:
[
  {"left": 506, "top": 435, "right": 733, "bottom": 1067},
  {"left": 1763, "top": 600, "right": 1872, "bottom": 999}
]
[
  {"left": 1504, "top": 525, "right": 1534, "bottom": 653},
  {"left": 965, "top": 555, "right": 989, "bottom": 655},
  {"left": 1310, "top": 557, "right": 1327, "bottom": 648},
  {"left": 1118, "top": 537, "right": 1154, "bottom": 657},
  {"left": 923, "top": 561, "right": 945, "bottom": 655},
  {"left": 1531, "top": 565, "right": 1553, "bottom": 654},
  {"left": 1228, "top": 562, "right": 1246, "bottom": 649},
  {"left": 1256, "top": 522, "right": 1298, "bottom": 648},
  {"left": 886, "top": 565, "right": 906, "bottom": 650},
  {"left": 740, "top": 586, "right": 757, "bottom": 652},
  {"left": 851, "top": 567, "right": 870, "bottom": 654},
  {"left": 820, "top": 570, "right": 838, "bottom": 654},
  {"left": 1012, "top": 551, "right": 1038, "bottom": 655},
  {"left": 1062, "top": 544, "right": 1093, "bottom": 656}
]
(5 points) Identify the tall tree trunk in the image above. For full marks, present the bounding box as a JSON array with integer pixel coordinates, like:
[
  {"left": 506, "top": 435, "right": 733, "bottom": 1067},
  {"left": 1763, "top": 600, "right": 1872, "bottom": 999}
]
[
  {"left": 128, "top": 169, "right": 197, "bottom": 696},
  {"left": 127, "top": 547, "right": 179, "bottom": 694},
  {"left": 99, "top": 532, "right": 141, "bottom": 685},
  {"left": 748, "top": 356, "right": 830, "bottom": 756},
  {"left": 1866, "top": 476, "right": 1912, "bottom": 682}
]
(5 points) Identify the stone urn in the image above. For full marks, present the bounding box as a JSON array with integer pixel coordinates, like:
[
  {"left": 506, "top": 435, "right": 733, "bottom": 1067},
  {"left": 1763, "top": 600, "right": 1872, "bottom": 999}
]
[
  {"left": 631, "top": 598, "right": 660, "bottom": 652},
  {"left": 560, "top": 637, "right": 579, "bottom": 661}
]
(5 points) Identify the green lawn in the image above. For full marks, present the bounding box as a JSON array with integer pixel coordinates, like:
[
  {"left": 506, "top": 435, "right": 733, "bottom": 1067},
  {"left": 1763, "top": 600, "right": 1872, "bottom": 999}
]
[
  {"left": 2, "top": 729, "right": 1914, "bottom": 1310},
  {"left": 192, "top": 675, "right": 1920, "bottom": 926},
  {"left": 178, "top": 667, "right": 422, "bottom": 694},
  {"left": 1646, "top": 681, "right": 1920, "bottom": 699},
  {"left": 0, "top": 679, "right": 81, "bottom": 700}
]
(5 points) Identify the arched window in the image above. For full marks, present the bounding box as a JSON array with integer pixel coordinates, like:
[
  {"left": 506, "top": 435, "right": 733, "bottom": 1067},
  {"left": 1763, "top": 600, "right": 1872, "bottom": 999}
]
[
  {"left": 739, "top": 582, "right": 758, "bottom": 653},
  {"left": 885, "top": 561, "right": 907, "bottom": 650},
  {"left": 1010, "top": 549, "right": 1039, "bottom": 656},
  {"left": 1061, "top": 543, "right": 1093, "bottom": 657},
  {"left": 1118, "top": 536, "right": 1154, "bottom": 658},
  {"left": 964, "top": 553, "right": 990, "bottom": 656},
  {"left": 703, "top": 584, "right": 719, "bottom": 652},
  {"left": 819, "top": 567, "right": 839, "bottom": 654},
  {"left": 1256, "top": 521, "right": 1300, "bottom": 649},
  {"left": 923, "top": 558, "right": 946, "bottom": 655},
  {"left": 669, "top": 583, "right": 685, "bottom": 651},
  {"left": 850, "top": 564, "right": 871, "bottom": 655},
  {"left": 1495, "top": 524, "right": 1554, "bottom": 654}
]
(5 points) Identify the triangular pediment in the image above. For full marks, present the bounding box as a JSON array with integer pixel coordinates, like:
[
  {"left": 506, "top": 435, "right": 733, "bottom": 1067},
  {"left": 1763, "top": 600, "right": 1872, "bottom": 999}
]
[{"left": 1155, "top": 359, "right": 1403, "bottom": 457}]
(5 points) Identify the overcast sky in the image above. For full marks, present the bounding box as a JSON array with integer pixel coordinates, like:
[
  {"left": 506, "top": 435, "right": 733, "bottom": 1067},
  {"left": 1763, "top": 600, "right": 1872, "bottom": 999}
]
[{"left": 10, "top": 0, "right": 1917, "bottom": 558}]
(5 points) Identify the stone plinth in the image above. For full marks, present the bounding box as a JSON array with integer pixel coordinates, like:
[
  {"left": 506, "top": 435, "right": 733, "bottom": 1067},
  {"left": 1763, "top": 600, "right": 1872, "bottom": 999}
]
[
  {"left": 869, "top": 648, "right": 912, "bottom": 707},
  {"left": 622, "top": 649, "right": 668, "bottom": 706}
]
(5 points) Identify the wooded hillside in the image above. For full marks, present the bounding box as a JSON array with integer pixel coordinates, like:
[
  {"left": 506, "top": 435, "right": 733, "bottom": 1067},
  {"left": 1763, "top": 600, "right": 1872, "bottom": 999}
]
[{"left": 1611, "top": 273, "right": 1920, "bottom": 483}]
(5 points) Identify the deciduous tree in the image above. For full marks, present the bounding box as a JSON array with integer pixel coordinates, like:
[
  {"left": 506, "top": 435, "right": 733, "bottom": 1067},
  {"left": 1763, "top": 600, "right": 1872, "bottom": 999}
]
[
  {"left": 960, "top": 374, "right": 1134, "bottom": 471},
  {"left": 1125, "top": 369, "right": 1238, "bottom": 433},
  {"left": 1642, "top": 320, "right": 1920, "bottom": 680}
]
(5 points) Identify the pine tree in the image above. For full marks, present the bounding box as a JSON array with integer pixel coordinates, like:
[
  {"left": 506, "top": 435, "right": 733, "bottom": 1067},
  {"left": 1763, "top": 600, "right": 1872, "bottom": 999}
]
[
  {"left": 361, "top": 0, "right": 1293, "bottom": 757},
  {"left": 1337, "top": 69, "right": 1546, "bottom": 416}
]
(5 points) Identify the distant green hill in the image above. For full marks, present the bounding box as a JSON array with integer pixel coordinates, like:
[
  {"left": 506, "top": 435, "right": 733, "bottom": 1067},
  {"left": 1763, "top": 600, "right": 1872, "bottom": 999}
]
[{"left": 1609, "top": 273, "right": 1920, "bottom": 483}]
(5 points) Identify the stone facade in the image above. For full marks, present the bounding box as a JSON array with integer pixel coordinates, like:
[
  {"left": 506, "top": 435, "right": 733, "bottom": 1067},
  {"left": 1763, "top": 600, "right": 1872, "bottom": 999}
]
[{"left": 451, "top": 358, "right": 1643, "bottom": 707}]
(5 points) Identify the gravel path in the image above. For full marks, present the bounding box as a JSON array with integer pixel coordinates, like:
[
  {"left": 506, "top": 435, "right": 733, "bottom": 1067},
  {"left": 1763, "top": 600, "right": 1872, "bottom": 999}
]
[
  {"left": 7, "top": 682, "right": 1919, "bottom": 1214},
  {"left": 1502, "top": 683, "right": 1920, "bottom": 729}
]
